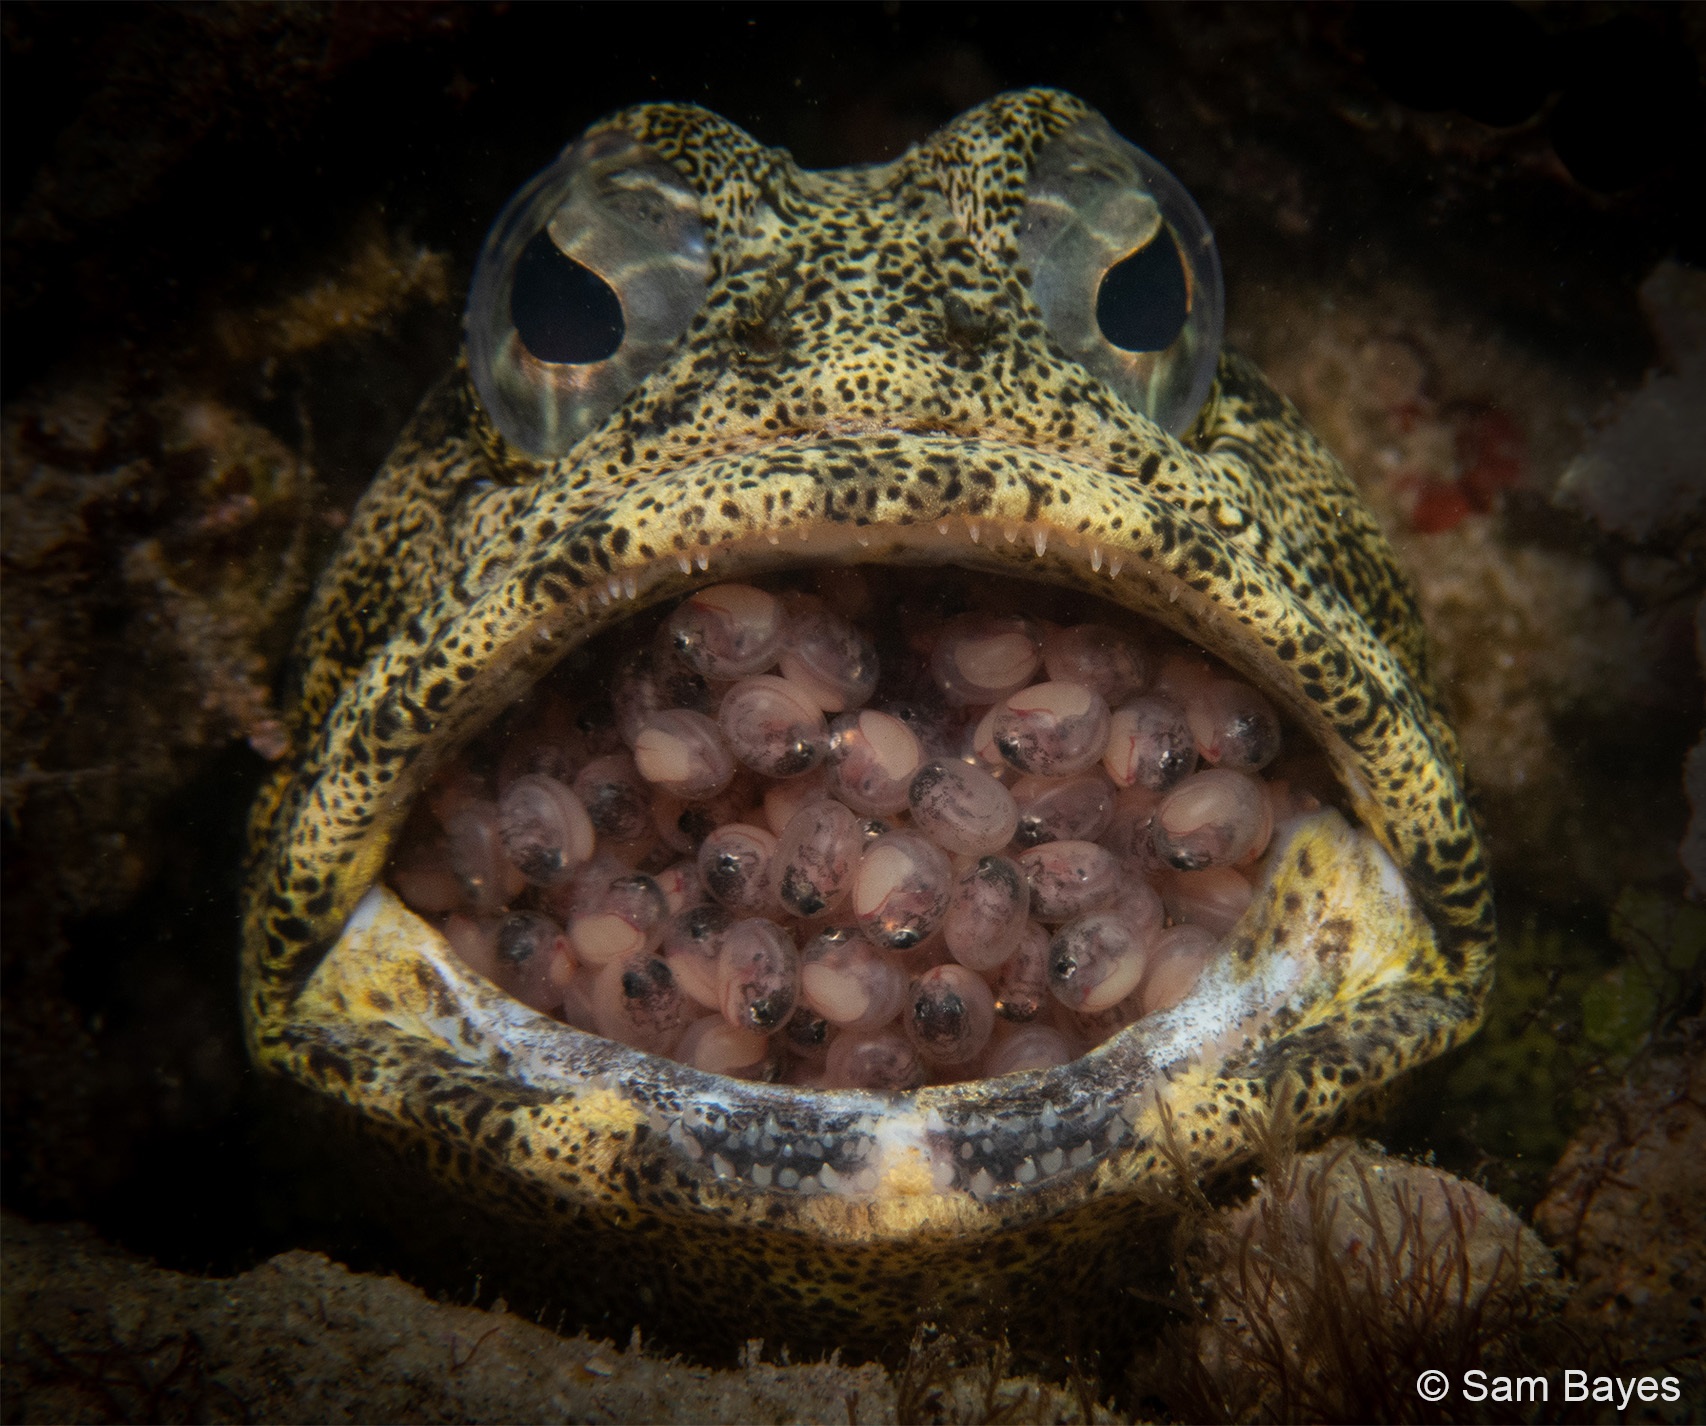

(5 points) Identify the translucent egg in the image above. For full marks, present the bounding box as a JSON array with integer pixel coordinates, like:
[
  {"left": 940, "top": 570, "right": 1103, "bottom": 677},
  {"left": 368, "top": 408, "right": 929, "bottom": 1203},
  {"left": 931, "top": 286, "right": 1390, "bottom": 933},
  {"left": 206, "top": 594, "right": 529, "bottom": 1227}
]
[
  {"left": 991, "top": 680, "right": 1111, "bottom": 778},
  {"left": 497, "top": 773, "right": 596, "bottom": 886},
  {"left": 1102, "top": 695, "right": 1198, "bottom": 792},
  {"left": 443, "top": 801, "right": 528, "bottom": 915},
  {"left": 591, "top": 949, "right": 689, "bottom": 1054},
  {"left": 566, "top": 870, "right": 668, "bottom": 967},
  {"left": 781, "top": 1004, "right": 832, "bottom": 1066},
  {"left": 1138, "top": 923, "right": 1219, "bottom": 1016},
  {"left": 799, "top": 926, "right": 908, "bottom": 1032},
  {"left": 1098, "top": 785, "right": 1165, "bottom": 869},
  {"left": 631, "top": 708, "right": 735, "bottom": 799},
  {"left": 676, "top": 1015, "right": 772, "bottom": 1078},
  {"left": 719, "top": 674, "right": 830, "bottom": 778},
  {"left": 982, "top": 1021, "right": 1078, "bottom": 1077},
  {"left": 665, "top": 583, "right": 784, "bottom": 678},
  {"left": 1018, "top": 840, "right": 1122, "bottom": 923},
  {"left": 1011, "top": 770, "right": 1117, "bottom": 847},
  {"left": 660, "top": 903, "right": 734, "bottom": 1010},
  {"left": 1047, "top": 911, "right": 1150, "bottom": 1014},
  {"left": 943, "top": 855, "right": 1030, "bottom": 972},
  {"left": 904, "top": 963, "right": 997, "bottom": 1066},
  {"left": 1151, "top": 768, "right": 1273, "bottom": 870},
  {"left": 907, "top": 759, "right": 1019, "bottom": 856},
  {"left": 770, "top": 799, "right": 861, "bottom": 919},
  {"left": 991, "top": 920, "right": 1053, "bottom": 1023},
  {"left": 572, "top": 753, "right": 655, "bottom": 843},
  {"left": 696, "top": 822, "right": 778, "bottom": 914},
  {"left": 929, "top": 612, "right": 1041, "bottom": 705},
  {"left": 852, "top": 829, "right": 954, "bottom": 951},
  {"left": 493, "top": 909, "right": 577, "bottom": 1013},
  {"left": 823, "top": 1025, "right": 924, "bottom": 1091},
  {"left": 1186, "top": 678, "right": 1283, "bottom": 771},
  {"left": 777, "top": 594, "right": 880, "bottom": 712},
  {"left": 1161, "top": 865, "right": 1254, "bottom": 938},
  {"left": 717, "top": 918, "right": 801, "bottom": 1032},
  {"left": 826, "top": 708, "right": 923, "bottom": 816}
]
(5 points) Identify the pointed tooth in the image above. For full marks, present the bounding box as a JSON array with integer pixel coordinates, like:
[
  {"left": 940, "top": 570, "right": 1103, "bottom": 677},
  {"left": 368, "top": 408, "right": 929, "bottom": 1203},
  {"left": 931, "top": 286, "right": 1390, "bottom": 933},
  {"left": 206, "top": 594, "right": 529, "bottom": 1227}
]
[
  {"left": 1003, "top": 525, "right": 1019, "bottom": 544},
  {"left": 968, "top": 522, "right": 981, "bottom": 544},
  {"left": 623, "top": 574, "right": 637, "bottom": 600},
  {"left": 1091, "top": 545, "right": 1103, "bottom": 572},
  {"left": 676, "top": 554, "right": 692, "bottom": 575},
  {"left": 1032, "top": 529, "right": 1048, "bottom": 557},
  {"left": 797, "top": 526, "right": 810, "bottom": 542},
  {"left": 937, "top": 521, "right": 950, "bottom": 536},
  {"left": 767, "top": 532, "right": 781, "bottom": 546},
  {"left": 1109, "top": 557, "right": 1124, "bottom": 578},
  {"left": 855, "top": 534, "right": 871, "bottom": 548},
  {"left": 694, "top": 551, "right": 709, "bottom": 572}
]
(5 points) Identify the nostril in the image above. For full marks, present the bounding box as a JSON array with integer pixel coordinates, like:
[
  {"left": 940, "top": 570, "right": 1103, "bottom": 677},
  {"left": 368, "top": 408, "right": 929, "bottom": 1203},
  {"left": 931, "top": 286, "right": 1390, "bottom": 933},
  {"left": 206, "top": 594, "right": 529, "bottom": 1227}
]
[{"left": 941, "top": 293, "right": 998, "bottom": 351}]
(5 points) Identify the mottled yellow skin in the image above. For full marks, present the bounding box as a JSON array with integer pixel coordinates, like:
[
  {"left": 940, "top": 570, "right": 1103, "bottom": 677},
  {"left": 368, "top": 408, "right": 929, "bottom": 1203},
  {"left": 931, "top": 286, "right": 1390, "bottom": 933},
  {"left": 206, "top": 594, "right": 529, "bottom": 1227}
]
[{"left": 242, "top": 90, "right": 1494, "bottom": 1352}]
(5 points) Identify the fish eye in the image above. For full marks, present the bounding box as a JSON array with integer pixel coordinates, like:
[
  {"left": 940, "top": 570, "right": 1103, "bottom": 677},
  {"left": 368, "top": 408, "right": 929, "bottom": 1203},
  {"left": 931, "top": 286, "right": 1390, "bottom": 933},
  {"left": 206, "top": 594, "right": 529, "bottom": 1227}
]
[
  {"left": 1095, "top": 227, "right": 1189, "bottom": 354},
  {"left": 466, "top": 129, "right": 710, "bottom": 459},
  {"left": 1019, "top": 117, "right": 1223, "bottom": 435},
  {"left": 509, "top": 228, "right": 625, "bottom": 366}
]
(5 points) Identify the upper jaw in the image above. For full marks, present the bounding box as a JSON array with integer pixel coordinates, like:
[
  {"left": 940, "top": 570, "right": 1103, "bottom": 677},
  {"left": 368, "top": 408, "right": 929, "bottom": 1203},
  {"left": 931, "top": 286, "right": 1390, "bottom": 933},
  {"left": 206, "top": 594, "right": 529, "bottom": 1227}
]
[{"left": 251, "top": 426, "right": 1467, "bottom": 973}]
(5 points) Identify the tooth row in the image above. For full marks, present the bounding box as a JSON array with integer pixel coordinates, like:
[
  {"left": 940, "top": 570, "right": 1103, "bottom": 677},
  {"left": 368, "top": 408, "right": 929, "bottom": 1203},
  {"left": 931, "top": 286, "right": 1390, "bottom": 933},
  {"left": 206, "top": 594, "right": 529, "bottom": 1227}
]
[{"left": 386, "top": 566, "right": 1325, "bottom": 1090}]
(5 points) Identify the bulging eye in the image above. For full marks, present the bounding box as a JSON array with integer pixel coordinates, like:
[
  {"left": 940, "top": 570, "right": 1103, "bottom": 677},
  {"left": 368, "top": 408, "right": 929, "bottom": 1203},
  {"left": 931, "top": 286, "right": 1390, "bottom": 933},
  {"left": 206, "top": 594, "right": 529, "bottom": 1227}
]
[
  {"left": 1018, "top": 117, "right": 1223, "bottom": 435},
  {"left": 466, "top": 130, "right": 711, "bottom": 459}
]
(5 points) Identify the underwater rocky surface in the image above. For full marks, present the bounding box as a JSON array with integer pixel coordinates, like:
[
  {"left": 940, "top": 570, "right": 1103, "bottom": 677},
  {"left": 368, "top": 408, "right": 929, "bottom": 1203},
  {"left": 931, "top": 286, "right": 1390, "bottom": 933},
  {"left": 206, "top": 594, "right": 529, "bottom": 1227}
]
[{"left": 3, "top": 5, "right": 1701, "bottom": 1421}]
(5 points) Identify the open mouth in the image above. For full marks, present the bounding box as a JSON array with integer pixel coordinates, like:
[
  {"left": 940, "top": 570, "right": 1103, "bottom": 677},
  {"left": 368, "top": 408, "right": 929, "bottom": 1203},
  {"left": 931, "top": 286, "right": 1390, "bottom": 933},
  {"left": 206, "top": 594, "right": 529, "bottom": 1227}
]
[
  {"left": 298, "top": 504, "right": 1443, "bottom": 1206},
  {"left": 384, "top": 559, "right": 1344, "bottom": 1087}
]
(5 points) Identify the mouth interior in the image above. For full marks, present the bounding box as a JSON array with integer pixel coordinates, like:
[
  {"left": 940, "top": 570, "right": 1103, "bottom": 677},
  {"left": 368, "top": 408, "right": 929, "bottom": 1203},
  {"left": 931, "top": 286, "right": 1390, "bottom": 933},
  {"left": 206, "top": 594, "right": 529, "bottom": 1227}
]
[{"left": 372, "top": 559, "right": 1353, "bottom": 1092}]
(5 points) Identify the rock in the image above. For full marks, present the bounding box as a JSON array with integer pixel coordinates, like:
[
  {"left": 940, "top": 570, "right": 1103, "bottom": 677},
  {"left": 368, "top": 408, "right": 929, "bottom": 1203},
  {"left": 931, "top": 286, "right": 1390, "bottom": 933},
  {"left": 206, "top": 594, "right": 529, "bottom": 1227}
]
[
  {"left": 0, "top": 1214, "right": 896, "bottom": 1425},
  {"left": 1173, "top": 1141, "right": 1563, "bottom": 1422},
  {"left": 1534, "top": 1036, "right": 1706, "bottom": 1407},
  {"left": 0, "top": 1213, "right": 1114, "bottom": 1424}
]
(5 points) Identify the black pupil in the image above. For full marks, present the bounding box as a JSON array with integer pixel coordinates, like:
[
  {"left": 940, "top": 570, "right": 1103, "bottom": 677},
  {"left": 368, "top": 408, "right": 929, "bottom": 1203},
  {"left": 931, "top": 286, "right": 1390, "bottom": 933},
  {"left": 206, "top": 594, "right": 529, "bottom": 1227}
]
[
  {"left": 510, "top": 226, "right": 624, "bottom": 365},
  {"left": 1095, "top": 229, "right": 1190, "bottom": 353}
]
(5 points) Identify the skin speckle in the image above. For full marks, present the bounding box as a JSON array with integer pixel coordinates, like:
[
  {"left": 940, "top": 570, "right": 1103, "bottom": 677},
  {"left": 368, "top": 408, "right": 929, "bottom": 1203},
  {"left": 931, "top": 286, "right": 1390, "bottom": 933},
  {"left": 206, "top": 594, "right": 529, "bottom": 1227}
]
[{"left": 242, "top": 88, "right": 1494, "bottom": 1351}]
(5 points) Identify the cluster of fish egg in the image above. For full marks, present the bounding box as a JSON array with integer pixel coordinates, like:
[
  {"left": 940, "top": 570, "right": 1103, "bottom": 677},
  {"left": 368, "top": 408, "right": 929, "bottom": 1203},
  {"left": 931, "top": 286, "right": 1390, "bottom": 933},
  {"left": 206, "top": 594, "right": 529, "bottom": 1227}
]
[{"left": 387, "top": 568, "right": 1321, "bottom": 1091}]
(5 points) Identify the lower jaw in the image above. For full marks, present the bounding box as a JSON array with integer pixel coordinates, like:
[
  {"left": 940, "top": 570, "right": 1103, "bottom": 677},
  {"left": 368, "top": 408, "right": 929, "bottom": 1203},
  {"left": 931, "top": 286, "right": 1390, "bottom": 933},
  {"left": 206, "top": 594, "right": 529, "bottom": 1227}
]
[{"left": 287, "top": 796, "right": 1427, "bottom": 1359}]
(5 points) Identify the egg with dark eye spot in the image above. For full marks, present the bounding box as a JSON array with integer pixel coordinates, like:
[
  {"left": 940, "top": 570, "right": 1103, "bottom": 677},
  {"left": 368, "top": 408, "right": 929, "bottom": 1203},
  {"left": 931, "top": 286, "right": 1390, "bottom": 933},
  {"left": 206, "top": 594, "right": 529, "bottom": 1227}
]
[{"left": 243, "top": 88, "right": 1493, "bottom": 1358}]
